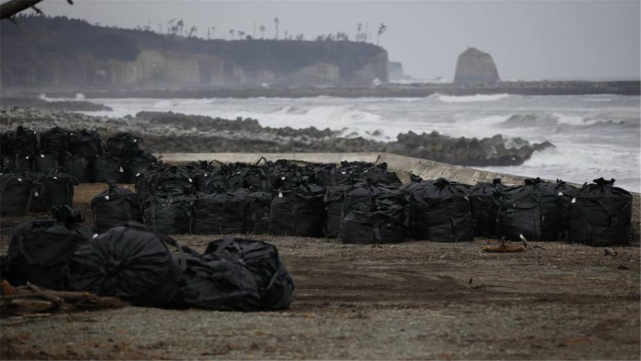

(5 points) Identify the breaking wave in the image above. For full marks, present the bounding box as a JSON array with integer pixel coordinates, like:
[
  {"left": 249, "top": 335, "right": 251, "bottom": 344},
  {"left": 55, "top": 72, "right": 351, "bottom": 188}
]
[{"left": 437, "top": 94, "right": 511, "bottom": 103}]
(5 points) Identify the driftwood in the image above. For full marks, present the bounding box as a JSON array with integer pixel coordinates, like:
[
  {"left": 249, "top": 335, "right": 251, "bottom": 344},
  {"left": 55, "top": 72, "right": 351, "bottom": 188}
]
[{"left": 1, "top": 281, "right": 126, "bottom": 318}]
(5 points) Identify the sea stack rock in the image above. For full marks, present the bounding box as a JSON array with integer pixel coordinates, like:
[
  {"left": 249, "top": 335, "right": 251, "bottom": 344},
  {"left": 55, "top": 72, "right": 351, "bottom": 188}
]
[{"left": 454, "top": 47, "right": 500, "bottom": 84}]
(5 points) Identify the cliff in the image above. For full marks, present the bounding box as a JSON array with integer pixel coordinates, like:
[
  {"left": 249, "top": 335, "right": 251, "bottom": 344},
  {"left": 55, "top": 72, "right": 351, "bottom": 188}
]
[
  {"left": 454, "top": 47, "right": 500, "bottom": 84},
  {"left": 0, "top": 16, "right": 389, "bottom": 88}
]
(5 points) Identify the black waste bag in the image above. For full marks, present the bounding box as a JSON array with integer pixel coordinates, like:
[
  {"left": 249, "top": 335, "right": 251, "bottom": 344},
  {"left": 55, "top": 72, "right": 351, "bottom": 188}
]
[
  {"left": 567, "top": 178, "right": 633, "bottom": 246},
  {"left": 170, "top": 246, "right": 260, "bottom": 311},
  {"left": 65, "top": 222, "right": 184, "bottom": 307},
  {"left": 28, "top": 173, "right": 51, "bottom": 213},
  {"left": 92, "top": 155, "right": 125, "bottom": 183},
  {"left": 42, "top": 168, "right": 77, "bottom": 208},
  {"left": 91, "top": 180, "right": 141, "bottom": 233},
  {"left": 0, "top": 174, "right": 33, "bottom": 214},
  {"left": 313, "top": 164, "right": 354, "bottom": 187},
  {"left": 35, "top": 153, "right": 60, "bottom": 173},
  {"left": 269, "top": 182, "right": 326, "bottom": 237},
  {"left": 69, "top": 129, "right": 103, "bottom": 157},
  {"left": 243, "top": 166, "right": 269, "bottom": 191},
  {"left": 195, "top": 168, "right": 228, "bottom": 193},
  {"left": 149, "top": 166, "right": 196, "bottom": 197},
  {"left": 3, "top": 126, "right": 39, "bottom": 156},
  {"left": 496, "top": 178, "right": 567, "bottom": 242},
  {"left": 268, "top": 163, "right": 315, "bottom": 190},
  {"left": 192, "top": 189, "right": 246, "bottom": 234},
  {"left": 62, "top": 152, "right": 91, "bottom": 183},
  {"left": 105, "top": 133, "right": 143, "bottom": 159},
  {"left": 324, "top": 184, "right": 351, "bottom": 238},
  {"left": 205, "top": 237, "right": 294, "bottom": 310},
  {"left": 235, "top": 188, "right": 271, "bottom": 234},
  {"left": 3, "top": 206, "right": 92, "bottom": 290},
  {"left": 357, "top": 163, "right": 401, "bottom": 187},
  {"left": 41, "top": 127, "right": 71, "bottom": 154},
  {"left": 409, "top": 178, "right": 474, "bottom": 242},
  {"left": 343, "top": 179, "right": 399, "bottom": 218},
  {"left": 143, "top": 192, "right": 195, "bottom": 235},
  {"left": 1, "top": 154, "right": 34, "bottom": 173},
  {"left": 469, "top": 178, "right": 506, "bottom": 237},
  {"left": 134, "top": 164, "right": 166, "bottom": 202},
  {"left": 340, "top": 194, "right": 409, "bottom": 244},
  {"left": 552, "top": 179, "right": 576, "bottom": 240},
  {"left": 124, "top": 151, "right": 158, "bottom": 183}
]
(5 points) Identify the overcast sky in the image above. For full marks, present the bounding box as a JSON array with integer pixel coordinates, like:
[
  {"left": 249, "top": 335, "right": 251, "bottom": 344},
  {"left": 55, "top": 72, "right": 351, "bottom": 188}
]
[{"left": 22, "top": 0, "right": 641, "bottom": 80}]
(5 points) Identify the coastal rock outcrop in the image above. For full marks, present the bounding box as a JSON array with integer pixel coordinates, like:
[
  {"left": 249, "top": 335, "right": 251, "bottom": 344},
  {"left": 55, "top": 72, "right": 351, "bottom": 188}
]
[{"left": 454, "top": 47, "right": 500, "bottom": 84}]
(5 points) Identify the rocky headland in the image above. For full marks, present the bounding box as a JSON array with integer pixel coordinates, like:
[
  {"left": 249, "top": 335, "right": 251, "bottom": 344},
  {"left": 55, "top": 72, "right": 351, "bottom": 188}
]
[{"left": 0, "top": 106, "right": 554, "bottom": 167}]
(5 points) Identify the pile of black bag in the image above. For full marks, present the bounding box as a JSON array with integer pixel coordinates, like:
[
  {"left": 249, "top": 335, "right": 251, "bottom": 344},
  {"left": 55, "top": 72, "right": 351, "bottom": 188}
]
[
  {"left": 1, "top": 126, "right": 158, "bottom": 184},
  {"left": 1, "top": 211, "right": 294, "bottom": 311}
]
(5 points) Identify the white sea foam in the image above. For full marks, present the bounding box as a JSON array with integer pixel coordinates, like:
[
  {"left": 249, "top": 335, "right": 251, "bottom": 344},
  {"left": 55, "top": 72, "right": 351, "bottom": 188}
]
[{"left": 437, "top": 94, "right": 511, "bottom": 103}]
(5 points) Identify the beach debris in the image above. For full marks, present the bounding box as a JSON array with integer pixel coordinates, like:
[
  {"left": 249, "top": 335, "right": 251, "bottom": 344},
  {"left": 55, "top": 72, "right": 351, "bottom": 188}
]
[
  {"left": 604, "top": 248, "right": 618, "bottom": 256},
  {"left": 0, "top": 281, "right": 126, "bottom": 318},
  {"left": 481, "top": 237, "right": 525, "bottom": 253}
]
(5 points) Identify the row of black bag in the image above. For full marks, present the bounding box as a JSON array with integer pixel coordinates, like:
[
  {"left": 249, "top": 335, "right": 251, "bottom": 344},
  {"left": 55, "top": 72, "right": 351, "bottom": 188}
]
[
  {"left": 94, "top": 158, "right": 633, "bottom": 247},
  {"left": 0, "top": 206, "right": 294, "bottom": 311},
  {"left": 1, "top": 126, "right": 158, "bottom": 183}
]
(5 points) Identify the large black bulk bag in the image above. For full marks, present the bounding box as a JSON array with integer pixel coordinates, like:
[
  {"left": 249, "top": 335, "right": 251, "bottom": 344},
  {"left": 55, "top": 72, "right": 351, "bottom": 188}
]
[
  {"left": 357, "top": 163, "right": 401, "bottom": 187},
  {"left": 1, "top": 154, "right": 33, "bottom": 173},
  {"left": 567, "top": 178, "right": 632, "bottom": 246},
  {"left": 0, "top": 174, "right": 33, "bottom": 214},
  {"left": 313, "top": 164, "right": 353, "bottom": 187},
  {"left": 192, "top": 189, "right": 246, "bottom": 234},
  {"left": 196, "top": 168, "right": 228, "bottom": 193},
  {"left": 92, "top": 155, "right": 125, "bottom": 183},
  {"left": 124, "top": 151, "right": 158, "bottom": 183},
  {"left": 409, "top": 178, "right": 474, "bottom": 242},
  {"left": 171, "top": 246, "right": 260, "bottom": 311},
  {"left": 62, "top": 152, "right": 91, "bottom": 183},
  {"left": 496, "top": 178, "right": 567, "bottom": 242},
  {"left": 3, "top": 126, "right": 39, "bottom": 156},
  {"left": 243, "top": 166, "right": 269, "bottom": 191},
  {"left": 324, "top": 184, "right": 351, "bottom": 238},
  {"left": 35, "top": 153, "right": 60, "bottom": 173},
  {"left": 28, "top": 173, "right": 51, "bottom": 213},
  {"left": 340, "top": 194, "right": 409, "bottom": 244},
  {"left": 268, "top": 163, "right": 314, "bottom": 190},
  {"left": 65, "top": 222, "right": 184, "bottom": 308},
  {"left": 69, "top": 129, "right": 103, "bottom": 157},
  {"left": 552, "top": 179, "right": 576, "bottom": 240},
  {"left": 469, "top": 178, "right": 506, "bottom": 238},
  {"left": 105, "top": 133, "right": 143, "bottom": 159},
  {"left": 41, "top": 127, "right": 71, "bottom": 154},
  {"left": 42, "top": 168, "right": 77, "bottom": 208},
  {"left": 3, "top": 207, "right": 92, "bottom": 290},
  {"left": 91, "top": 181, "right": 141, "bottom": 233},
  {"left": 343, "top": 179, "right": 399, "bottom": 217},
  {"left": 143, "top": 193, "right": 195, "bottom": 235},
  {"left": 150, "top": 166, "right": 195, "bottom": 196},
  {"left": 235, "top": 188, "right": 271, "bottom": 234},
  {"left": 205, "top": 237, "right": 294, "bottom": 310},
  {"left": 269, "top": 182, "right": 326, "bottom": 237},
  {"left": 399, "top": 174, "right": 426, "bottom": 192}
]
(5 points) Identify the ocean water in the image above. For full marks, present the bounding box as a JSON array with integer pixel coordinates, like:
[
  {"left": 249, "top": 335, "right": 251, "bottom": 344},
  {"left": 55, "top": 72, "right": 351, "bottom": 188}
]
[{"left": 50, "top": 93, "right": 641, "bottom": 192}]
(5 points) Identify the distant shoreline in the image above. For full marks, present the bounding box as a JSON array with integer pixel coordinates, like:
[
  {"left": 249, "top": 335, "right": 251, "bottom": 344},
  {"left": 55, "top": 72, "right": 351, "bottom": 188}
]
[{"left": 3, "top": 80, "right": 639, "bottom": 99}]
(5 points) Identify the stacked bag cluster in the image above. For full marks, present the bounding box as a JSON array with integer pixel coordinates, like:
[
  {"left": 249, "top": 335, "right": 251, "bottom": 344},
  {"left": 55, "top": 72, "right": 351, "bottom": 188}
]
[
  {"left": 0, "top": 206, "right": 294, "bottom": 311},
  {"left": 92, "top": 158, "right": 632, "bottom": 247},
  {"left": 0, "top": 126, "right": 157, "bottom": 214}
]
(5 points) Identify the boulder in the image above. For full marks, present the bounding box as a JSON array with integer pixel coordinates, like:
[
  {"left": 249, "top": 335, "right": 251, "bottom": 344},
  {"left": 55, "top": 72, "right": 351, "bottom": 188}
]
[{"left": 454, "top": 47, "right": 500, "bottom": 84}]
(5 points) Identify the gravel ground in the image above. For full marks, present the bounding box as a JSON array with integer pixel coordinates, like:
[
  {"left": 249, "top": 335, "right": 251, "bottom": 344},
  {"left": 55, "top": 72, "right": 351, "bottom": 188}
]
[{"left": 1, "top": 184, "right": 639, "bottom": 360}]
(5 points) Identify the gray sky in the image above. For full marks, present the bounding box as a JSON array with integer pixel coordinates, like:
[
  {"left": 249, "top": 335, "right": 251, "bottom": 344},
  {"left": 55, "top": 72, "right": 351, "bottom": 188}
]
[{"left": 25, "top": 0, "right": 641, "bottom": 80}]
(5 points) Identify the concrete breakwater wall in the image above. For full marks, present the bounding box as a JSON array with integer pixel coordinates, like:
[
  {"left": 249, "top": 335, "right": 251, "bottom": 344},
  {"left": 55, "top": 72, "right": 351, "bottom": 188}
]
[{"left": 159, "top": 152, "right": 640, "bottom": 241}]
